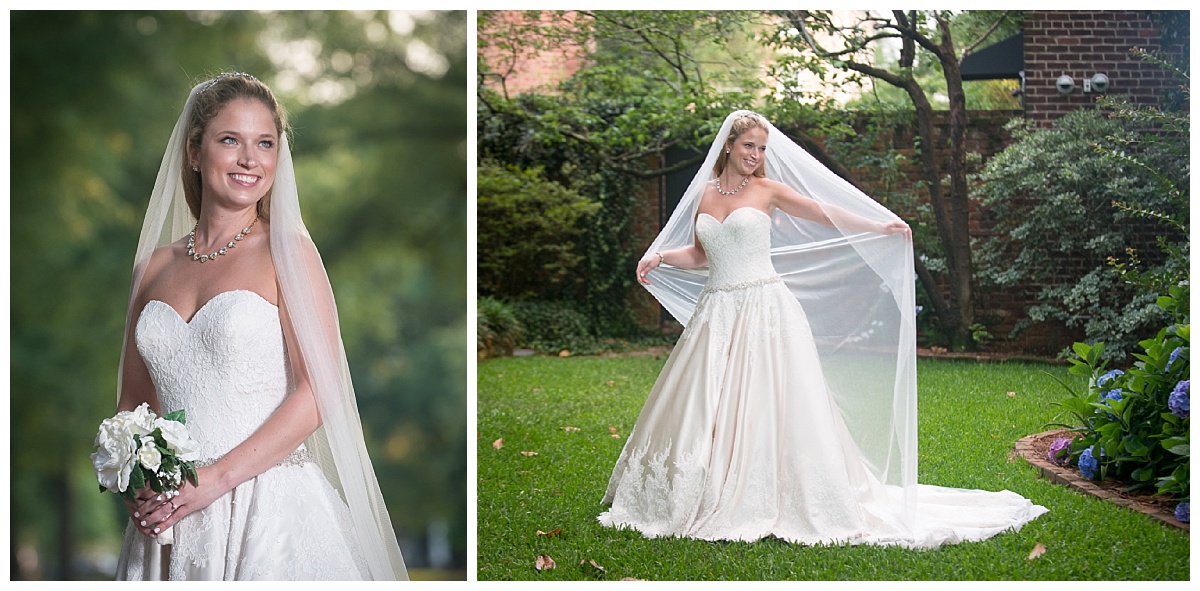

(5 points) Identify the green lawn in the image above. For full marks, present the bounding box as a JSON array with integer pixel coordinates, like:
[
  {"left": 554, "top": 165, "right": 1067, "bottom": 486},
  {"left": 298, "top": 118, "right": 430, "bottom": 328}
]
[{"left": 476, "top": 355, "right": 1190, "bottom": 580}]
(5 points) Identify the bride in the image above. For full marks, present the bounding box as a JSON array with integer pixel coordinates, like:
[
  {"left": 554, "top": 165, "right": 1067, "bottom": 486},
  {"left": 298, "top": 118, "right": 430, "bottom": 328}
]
[
  {"left": 599, "top": 111, "right": 1047, "bottom": 548},
  {"left": 111, "top": 73, "right": 407, "bottom": 579}
]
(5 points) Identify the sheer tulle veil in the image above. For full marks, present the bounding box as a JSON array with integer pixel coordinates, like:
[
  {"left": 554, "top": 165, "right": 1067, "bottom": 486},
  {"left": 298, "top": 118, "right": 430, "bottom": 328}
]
[
  {"left": 640, "top": 110, "right": 919, "bottom": 526},
  {"left": 116, "top": 78, "right": 408, "bottom": 579}
]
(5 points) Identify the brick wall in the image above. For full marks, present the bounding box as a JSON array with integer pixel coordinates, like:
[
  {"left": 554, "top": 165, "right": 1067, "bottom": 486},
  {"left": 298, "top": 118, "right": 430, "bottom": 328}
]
[
  {"left": 479, "top": 11, "right": 588, "bottom": 97},
  {"left": 1023, "top": 10, "right": 1186, "bottom": 126}
]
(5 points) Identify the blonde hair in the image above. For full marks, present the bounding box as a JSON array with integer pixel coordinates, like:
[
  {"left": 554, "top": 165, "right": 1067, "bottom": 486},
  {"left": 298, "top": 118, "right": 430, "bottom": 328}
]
[
  {"left": 181, "top": 73, "right": 289, "bottom": 221},
  {"left": 712, "top": 111, "right": 769, "bottom": 179}
]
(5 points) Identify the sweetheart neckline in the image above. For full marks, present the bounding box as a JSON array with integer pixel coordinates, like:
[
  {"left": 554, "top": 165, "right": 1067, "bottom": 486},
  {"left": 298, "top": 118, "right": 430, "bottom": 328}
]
[
  {"left": 697, "top": 206, "right": 771, "bottom": 225},
  {"left": 143, "top": 289, "right": 278, "bottom": 325}
]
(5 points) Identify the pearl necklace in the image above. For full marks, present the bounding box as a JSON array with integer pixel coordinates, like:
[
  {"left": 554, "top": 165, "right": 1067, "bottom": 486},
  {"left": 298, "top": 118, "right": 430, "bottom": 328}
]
[
  {"left": 187, "top": 217, "right": 258, "bottom": 263},
  {"left": 715, "top": 174, "right": 750, "bottom": 196}
]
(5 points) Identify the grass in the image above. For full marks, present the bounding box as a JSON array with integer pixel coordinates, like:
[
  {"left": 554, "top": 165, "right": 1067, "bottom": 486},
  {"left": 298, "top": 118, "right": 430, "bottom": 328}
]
[{"left": 476, "top": 355, "right": 1191, "bottom": 581}]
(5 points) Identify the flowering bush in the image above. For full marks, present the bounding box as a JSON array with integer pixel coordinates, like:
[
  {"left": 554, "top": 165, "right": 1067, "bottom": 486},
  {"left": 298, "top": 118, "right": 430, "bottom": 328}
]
[{"left": 1049, "top": 284, "right": 1189, "bottom": 511}]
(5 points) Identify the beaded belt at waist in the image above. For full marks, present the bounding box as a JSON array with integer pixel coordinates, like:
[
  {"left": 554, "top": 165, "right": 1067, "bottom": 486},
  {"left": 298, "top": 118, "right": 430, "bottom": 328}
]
[
  {"left": 196, "top": 446, "right": 314, "bottom": 469},
  {"left": 701, "top": 275, "right": 782, "bottom": 295}
]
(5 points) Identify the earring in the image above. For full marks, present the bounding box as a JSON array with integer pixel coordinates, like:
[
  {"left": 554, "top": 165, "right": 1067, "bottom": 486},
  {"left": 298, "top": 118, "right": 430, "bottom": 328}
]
[
  {"left": 725, "top": 150, "right": 730, "bottom": 154},
  {"left": 192, "top": 166, "right": 199, "bottom": 171}
]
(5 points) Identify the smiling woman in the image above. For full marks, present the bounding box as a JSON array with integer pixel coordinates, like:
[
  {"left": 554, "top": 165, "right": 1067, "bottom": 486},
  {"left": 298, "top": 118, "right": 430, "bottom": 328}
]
[{"left": 109, "top": 72, "right": 408, "bottom": 580}]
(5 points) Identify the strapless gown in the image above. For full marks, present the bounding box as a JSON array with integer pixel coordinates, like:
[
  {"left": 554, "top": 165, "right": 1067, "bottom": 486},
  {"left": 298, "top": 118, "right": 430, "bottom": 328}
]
[
  {"left": 600, "top": 207, "right": 1047, "bottom": 547},
  {"left": 116, "top": 290, "right": 369, "bottom": 579}
]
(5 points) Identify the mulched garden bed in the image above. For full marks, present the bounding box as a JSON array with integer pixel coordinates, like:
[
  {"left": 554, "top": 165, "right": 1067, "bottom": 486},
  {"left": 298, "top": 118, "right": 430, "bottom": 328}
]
[{"left": 1015, "top": 428, "right": 1188, "bottom": 531}]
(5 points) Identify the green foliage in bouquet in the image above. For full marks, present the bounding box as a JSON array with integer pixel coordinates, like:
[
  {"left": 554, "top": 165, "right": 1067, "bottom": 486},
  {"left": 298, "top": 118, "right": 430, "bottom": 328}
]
[{"left": 1047, "top": 285, "right": 1189, "bottom": 502}]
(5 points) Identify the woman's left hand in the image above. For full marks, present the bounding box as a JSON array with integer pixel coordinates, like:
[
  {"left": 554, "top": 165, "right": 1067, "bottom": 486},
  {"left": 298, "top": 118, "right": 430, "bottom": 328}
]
[
  {"left": 879, "top": 219, "right": 912, "bottom": 240},
  {"left": 125, "top": 465, "right": 224, "bottom": 539}
]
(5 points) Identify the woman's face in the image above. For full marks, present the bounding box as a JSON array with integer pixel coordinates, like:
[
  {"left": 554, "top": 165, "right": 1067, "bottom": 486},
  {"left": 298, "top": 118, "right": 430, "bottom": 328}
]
[
  {"left": 191, "top": 98, "right": 279, "bottom": 213},
  {"left": 725, "top": 125, "right": 767, "bottom": 177}
]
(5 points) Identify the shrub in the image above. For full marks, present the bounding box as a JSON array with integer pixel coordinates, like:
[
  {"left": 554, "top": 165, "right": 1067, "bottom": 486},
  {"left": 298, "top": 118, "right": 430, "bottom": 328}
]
[
  {"left": 509, "top": 300, "right": 599, "bottom": 355},
  {"left": 1049, "top": 284, "right": 1189, "bottom": 515},
  {"left": 477, "top": 297, "right": 523, "bottom": 359},
  {"left": 477, "top": 160, "right": 600, "bottom": 301},
  {"left": 974, "top": 109, "right": 1182, "bottom": 361}
]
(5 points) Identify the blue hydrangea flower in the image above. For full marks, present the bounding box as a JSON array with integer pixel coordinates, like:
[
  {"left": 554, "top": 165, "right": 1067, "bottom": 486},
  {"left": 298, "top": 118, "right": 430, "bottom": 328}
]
[
  {"left": 1175, "top": 501, "right": 1189, "bottom": 523},
  {"left": 1078, "top": 446, "right": 1099, "bottom": 479},
  {"left": 1096, "top": 369, "right": 1124, "bottom": 389},
  {"left": 1102, "top": 389, "right": 1123, "bottom": 420},
  {"left": 1167, "top": 346, "right": 1184, "bottom": 370},
  {"left": 1168, "top": 380, "right": 1189, "bottom": 419}
]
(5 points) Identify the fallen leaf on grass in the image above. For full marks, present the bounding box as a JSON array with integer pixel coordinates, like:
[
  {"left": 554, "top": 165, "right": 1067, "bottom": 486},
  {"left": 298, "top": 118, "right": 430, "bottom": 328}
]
[
  {"left": 536, "top": 528, "right": 562, "bottom": 537},
  {"left": 607, "top": 380, "right": 615, "bottom": 386},
  {"left": 558, "top": 350, "right": 571, "bottom": 357},
  {"left": 1028, "top": 542, "right": 1047, "bottom": 560},
  {"left": 1007, "top": 391, "right": 1017, "bottom": 397},
  {"left": 580, "top": 559, "right": 606, "bottom": 574},
  {"left": 520, "top": 451, "right": 539, "bottom": 456},
  {"left": 492, "top": 438, "right": 503, "bottom": 450},
  {"left": 561, "top": 426, "right": 581, "bottom": 432},
  {"left": 620, "top": 578, "right": 646, "bottom": 581},
  {"left": 609, "top": 426, "right": 621, "bottom": 438},
  {"left": 535, "top": 554, "right": 556, "bottom": 571}
]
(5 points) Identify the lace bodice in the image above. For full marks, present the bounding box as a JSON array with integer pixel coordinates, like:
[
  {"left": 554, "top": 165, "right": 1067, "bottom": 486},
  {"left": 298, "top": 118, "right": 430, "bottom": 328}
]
[
  {"left": 696, "top": 207, "right": 777, "bottom": 289},
  {"left": 135, "top": 290, "right": 288, "bottom": 463}
]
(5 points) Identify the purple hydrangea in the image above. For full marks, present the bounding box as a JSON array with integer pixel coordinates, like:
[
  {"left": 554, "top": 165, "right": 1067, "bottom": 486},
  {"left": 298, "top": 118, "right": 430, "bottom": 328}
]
[
  {"left": 1168, "top": 380, "right": 1189, "bottom": 419},
  {"left": 1078, "top": 446, "right": 1099, "bottom": 479},
  {"left": 1175, "top": 501, "right": 1189, "bottom": 523},
  {"left": 1096, "top": 369, "right": 1124, "bottom": 388},
  {"left": 1047, "top": 437, "right": 1072, "bottom": 466}
]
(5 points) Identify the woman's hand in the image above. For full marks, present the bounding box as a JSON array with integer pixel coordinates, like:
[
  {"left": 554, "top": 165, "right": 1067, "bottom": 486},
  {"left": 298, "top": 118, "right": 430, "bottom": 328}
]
[
  {"left": 636, "top": 252, "right": 662, "bottom": 285},
  {"left": 124, "top": 465, "right": 224, "bottom": 539},
  {"left": 879, "top": 219, "right": 912, "bottom": 240}
]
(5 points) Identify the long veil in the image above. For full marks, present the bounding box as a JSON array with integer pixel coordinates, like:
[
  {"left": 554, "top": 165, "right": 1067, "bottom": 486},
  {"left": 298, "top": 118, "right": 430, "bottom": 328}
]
[
  {"left": 640, "top": 110, "right": 919, "bottom": 527},
  {"left": 116, "top": 80, "right": 408, "bottom": 579}
]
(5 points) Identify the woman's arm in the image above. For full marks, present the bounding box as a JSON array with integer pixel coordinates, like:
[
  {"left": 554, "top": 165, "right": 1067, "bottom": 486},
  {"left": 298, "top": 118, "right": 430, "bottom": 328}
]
[
  {"left": 770, "top": 180, "right": 910, "bottom": 238},
  {"left": 636, "top": 234, "right": 708, "bottom": 285}
]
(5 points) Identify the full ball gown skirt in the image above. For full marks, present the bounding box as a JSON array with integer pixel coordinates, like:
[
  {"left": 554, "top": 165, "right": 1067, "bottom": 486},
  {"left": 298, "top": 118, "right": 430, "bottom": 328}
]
[
  {"left": 116, "top": 290, "right": 369, "bottom": 579},
  {"left": 599, "top": 207, "right": 1047, "bottom": 548}
]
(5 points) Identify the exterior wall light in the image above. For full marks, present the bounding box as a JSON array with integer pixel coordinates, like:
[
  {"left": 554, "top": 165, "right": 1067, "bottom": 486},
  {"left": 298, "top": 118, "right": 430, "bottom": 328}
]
[
  {"left": 1056, "top": 73, "right": 1075, "bottom": 95},
  {"left": 1088, "top": 73, "right": 1110, "bottom": 93}
]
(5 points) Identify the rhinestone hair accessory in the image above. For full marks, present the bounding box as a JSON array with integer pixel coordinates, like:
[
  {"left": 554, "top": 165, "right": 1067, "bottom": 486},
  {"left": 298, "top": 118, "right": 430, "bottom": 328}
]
[{"left": 198, "top": 71, "right": 258, "bottom": 94}]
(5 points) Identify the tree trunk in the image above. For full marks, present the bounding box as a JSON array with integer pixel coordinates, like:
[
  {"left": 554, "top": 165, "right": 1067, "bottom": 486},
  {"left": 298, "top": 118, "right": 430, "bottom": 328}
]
[{"left": 937, "top": 18, "right": 976, "bottom": 349}]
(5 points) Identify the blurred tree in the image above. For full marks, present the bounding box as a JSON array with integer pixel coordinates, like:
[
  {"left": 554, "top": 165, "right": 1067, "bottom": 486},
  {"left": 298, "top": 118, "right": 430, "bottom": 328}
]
[{"left": 9, "top": 10, "right": 466, "bottom": 579}]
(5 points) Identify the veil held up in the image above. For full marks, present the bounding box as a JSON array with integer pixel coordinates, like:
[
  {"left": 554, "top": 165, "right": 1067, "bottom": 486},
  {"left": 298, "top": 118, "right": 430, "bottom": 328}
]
[{"left": 641, "top": 110, "right": 920, "bottom": 524}]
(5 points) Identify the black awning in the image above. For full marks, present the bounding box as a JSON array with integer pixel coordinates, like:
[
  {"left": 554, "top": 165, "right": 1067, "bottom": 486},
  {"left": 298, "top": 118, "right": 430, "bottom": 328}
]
[{"left": 961, "top": 33, "right": 1023, "bottom": 80}]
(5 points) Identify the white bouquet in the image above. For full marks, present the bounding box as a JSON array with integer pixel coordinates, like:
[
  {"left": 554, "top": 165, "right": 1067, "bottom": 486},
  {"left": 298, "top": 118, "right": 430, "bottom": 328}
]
[{"left": 90, "top": 403, "right": 200, "bottom": 545}]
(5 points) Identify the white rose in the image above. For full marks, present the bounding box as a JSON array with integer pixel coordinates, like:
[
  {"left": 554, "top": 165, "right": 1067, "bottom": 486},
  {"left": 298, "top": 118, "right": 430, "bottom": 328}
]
[
  {"left": 124, "top": 403, "right": 158, "bottom": 437},
  {"left": 137, "top": 435, "right": 162, "bottom": 472},
  {"left": 154, "top": 417, "right": 201, "bottom": 462},
  {"left": 91, "top": 418, "right": 137, "bottom": 492}
]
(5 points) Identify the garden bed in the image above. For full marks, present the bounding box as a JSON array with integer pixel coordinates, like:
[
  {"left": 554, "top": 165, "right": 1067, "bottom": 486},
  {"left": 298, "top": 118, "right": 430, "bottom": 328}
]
[{"left": 1015, "top": 428, "right": 1188, "bottom": 531}]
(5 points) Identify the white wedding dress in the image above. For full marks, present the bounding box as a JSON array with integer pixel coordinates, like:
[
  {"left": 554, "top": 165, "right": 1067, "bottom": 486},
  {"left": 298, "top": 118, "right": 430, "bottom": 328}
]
[
  {"left": 600, "top": 207, "right": 1047, "bottom": 547},
  {"left": 116, "top": 290, "right": 369, "bottom": 580}
]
